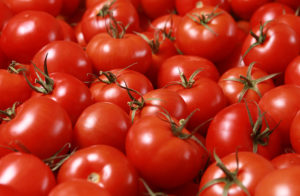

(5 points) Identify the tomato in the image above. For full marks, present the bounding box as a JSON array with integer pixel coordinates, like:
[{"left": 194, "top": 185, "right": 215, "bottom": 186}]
[
  {"left": 0, "top": 152, "right": 56, "bottom": 196},
  {"left": 275, "top": 14, "right": 300, "bottom": 43},
  {"left": 285, "top": 56, "right": 300, "bottom": 86},
  {"left": 259, "top": 85, "right": 300, "bottom": 147},
  {"left": 157, "top": 55, "right": 220, "bottom": 88},
  {"left": 218, "top": 63, "right": 277, "bottom": 104},
  {"left": 242, "top": 21, "right": 300, "bottom": 77},
  {"left": 230, "top": 0, "right": 271, "bottom": 20},
  {"left": 81, "top": 0, "right": 140, "bottom": 42},
  {"left": 86, "top": 33, "right": 152, "bottom": 74},
  {"left": 0, "top": 65, "right": 32, "bottom": 110},
  {"left": 57, "top": 19, "right": 76, "bottom": 42},
  {"left": 0, "top": 11, "right": 63, "bottom": 63},
  {"left": 206, "top": 102, "right": 283, "bottom": 159},
  {"left": 140, "top": 0, "right": 175, "bottom": 19},
  {"left": 0, "top": 184, "right": 19, "bottom": 196},
  {"left": 176, "top": 6, "right": 238, "bottom": 63},
  {"left": 254, "top": 166, "right": 300, "bottom": 196},
  {"left": 32, "top": 40, "right": 93, "bottom": 82},
  {"left": 250, "top": 2, "right": 294, "bottom": 28},
  {"left": 2, "top": 0, "right": 63, "bottom": 16},
  {"left": 0, "top": 97, "right": 72, "bottom": 159},
  {"left": 89, "top": 69, "right": 153, "bottom": 113},
  {"left": 290, "top": 111, "right": 300, "bottom": 153},
  {"left": 74, "top": 22, "right": 87, "bottom": 47},
  {"left": 199, "top": 152, "right": 275, "bottom": 196},
  {"left": 0, "top": 1, "right": 13, "bottom": 31},
  {"left": 57, "top": 145, "right": 139, "bottom": 196},
  {"left": 49, "top": 179, "right": 112, "bottom": 196},
  {"left": 60, "top": 0, "right": 81, "bottom": 16},
  {"left": 73, "top": 102, "right": 131, "bottom": 152},
  {"left": 271, "top": 153, "right": 300, "bottom": 169},
  {"left": 275, "top": 0, "right": 300, "bottom": 9},
  {"left": 126, "top": 114, "right": 208, "bottom": 189}
]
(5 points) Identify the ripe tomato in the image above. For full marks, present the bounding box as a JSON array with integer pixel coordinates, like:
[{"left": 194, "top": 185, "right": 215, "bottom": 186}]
[
  {"left": 275, "top": 0, "right": 300, "bottom": 9},
  {"left": 140, "top": 0, "right": 175, "bottom": 19},
  {"left": 199, "top": 151, "right": 275, "bottom": 196},
  {"left": 206, "top": 102, "right": 283, "bottom": 160},
  {"left": 57, "top": 145, "right": 139, "bottom": 196},
  {"left": 32, "top": 40, "right": 93, "bottom": 82},
  {"left": 57, "top": 19, "right": 76, "bottom": 42},
  {"left": 0, "top": 184, "right": 19, "bottom": 196},
  {"left": 0, "top": 152, "right": 56, "bottom": 196},
  {"left": 0, "top": 97, "right": 72, "bottom": 159},
  {"left": 176, "top": 6, "right": 238, "bottom": 63},
  {"left": 285, "top": 56, "right": 300, "bottom": 86},
  {"left": 74, "top": 22, "right": 87, "bottom": 47},
  {"left": 0, "top": 1, "right": 13, "bottom": 31},
  {"left": 254, "top": 166, "right": 300, "bottom": 196},
  {"left": 271, "top": 153, "right": 300, "bottom": 169},
  {"left": 73, "top": 102, "right": 131, "bottom": 152},
  {"left": 0, "top": 11, "right": 63, "bottom": 63},
  {"left": 230, "top": 0, "right": 271, "bottom": 20},
  {"left": 290, "top": 111, "right": 300, "bottom": 153},
  {"left": 49, "top": 179, "right": 112, "bottom": 196},
  {"left": 126, "top": 114, "right": 208, "bottom": 189},
  {"left": 275, "top": 14, "right": 300, "bottom": 40}
]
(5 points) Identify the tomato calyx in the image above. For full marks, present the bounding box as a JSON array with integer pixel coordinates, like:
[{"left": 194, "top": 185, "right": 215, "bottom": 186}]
[
  {"left": 245, "top": 101, "right": 278, "bottom": 153},
  {"left": 188, "top": 7, "right": 223, "bottom": 36},
  {"left": 95, "top": 71, "right": 118, "bottom": 84},
  {"left": 0, "top": 102, "right": 18, "bottom": 121},
  {"left": 164, "top": 69, "right": 202, "bottom": 89},
  {"left": 223, "top": 62, "right": 279, "bottom": 102},
  {"left": 107, "top": 15, "right": 129, "bottom": 39},
  {"left": 198, "top": 150, "right": 250, "bottom": 196},
  {"left": 135, "top": 31, "right": 162, "bottom": 54},
  {"left": 7, "top": 61, "right": 27, "bottom": 74},
  {"left": 96, "top": 0, "right": 116, "bottom": 18},
  {"left": 140, "top": 178, "right": 168, "bottom": 196},
  {"left": 87, "top": 173, "right": 101, "bottom": 183}
]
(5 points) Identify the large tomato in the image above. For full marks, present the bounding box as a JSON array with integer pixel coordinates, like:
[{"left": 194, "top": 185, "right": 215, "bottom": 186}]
[
  {"left": 0, "top": 152, "right": 56, "bottom": 196},
  {"left": 285, "top": 56, "right": 300, "bottom": 86},
  {"left": 176, "top": 6, "right": 238, "bottom": 63},
  {"left": 0, "top": 10, "right": 63, "bottom": 63},
  {"left": 57, "top": 145, "right": 139, "bottom": 196}
]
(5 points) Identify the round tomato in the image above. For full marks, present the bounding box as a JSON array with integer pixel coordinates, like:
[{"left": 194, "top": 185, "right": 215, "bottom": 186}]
[
  {"left": 140, "top": 0, "right": 175, "bottom": 19},
  {"left": 230, "top": 0, "right": 271, "bottom": 20},
  {"left": 0, "top": 1, "right": 13, "bottom": 31},
  {"left": 271, "top": 153, "right": 300, "bottom": 169},
  {"left": 275, "top": 0, "right": 300, "bottom": 9},
  {"left": 285, "top": 56, "right": 300, "bottom": 86},
  {"left": 57, "top": 19, "right": 76, "bottom": 42},
  {"left": 275, "top": 14, "right": 300, "bottom": 40}
]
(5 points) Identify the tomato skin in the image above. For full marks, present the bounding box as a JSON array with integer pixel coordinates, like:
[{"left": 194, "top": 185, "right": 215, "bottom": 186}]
[
  {"left": 230, "top": 0, "right": 271, "bottom": 20},
  {"left": 49, "top": 179, "right": 112, "bottom": 196},
  {"left": 74, "top": 102, "right": 131, "bottom": 152},
  {"left": 0, "top": 11, "right": 63, "bottom": 63},
  {"left": 285, "top": 56, "right": 300, "bottom": 86},
  {"left": 126, "top": 115, "right": 208, "bottom": 189},
  {"left": 176, "top": 6, "right": 238, "bottom": 63},
  {"left": 86, "top": 33, "right": 152, "bottom": 74},
  {"left": 250, "top": 2, "right": 294, "bottom": 29},
  {"left": 199, "top": 152, "right": 275, "bottom": 196},
  {"left": 254, "top": 166, "right": 300, "bottom": 196},
  {"left": 57, "top": 19, "right": 76, "bottom": 42},
  {"left": 290, "top": 111, "right": 300, "bottom": 153},
  {"left": 0, "top": 97, "right": 72, "bottom": 159},
  {"left": 0, "top": 152, "right": 56, "bottom": 196},
  {"left": 57, "top": 145, "right": 139, "bottom": 196},
  {"left": 90, "top": 69, "right": 153, "bottom": 113},
  {"left": 206, "top": 102, "right": 283, "bottom": 160},
  {"left": 218, "top": 65, "right": 276, "bottom": 104},
  {"left": 74, "top": 22, "right": 87, "bottom": 47},
  {"left": 271, "top": 153, "right": 300, "bottom": 169},
  {"left": 242, "top": 21, "right": 300, "bottom": 75},
  {"left": 275, "top": 0, "right": 300, "bottom": 9},
  {"left": 0, "top": 1, "right": 13, "bottom": 31},
  {"left": 275, "top": 14, "right": 300, "bottom": 41},
  {"left": 140, "top": 0, "right": 175, "bottom": 19},
  {"left": 259, "top": 85, "right": 300, "bottom": 147},
  {"left": 0, "top": 69, "right": 32, "bottom": 110},
  {"left": 157, "top": 55, "right": 220, "bottom": 88},
  {"left": 0, "top": 184, "right": 20, "bottom": 196}
]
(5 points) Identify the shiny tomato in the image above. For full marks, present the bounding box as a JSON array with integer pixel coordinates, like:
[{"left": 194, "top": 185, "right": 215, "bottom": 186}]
[
  {"left": 230, "top": 0, "right": 271, "bottom": 20},
  {"left": 285, "top": 56, "right": 300, "bottom": 86},
  {"left": 49, "top": 179, "right": 112, "bottom": 196},
  {"left": 0, "top": 184, "right": 19, "bottom": 196},
  {"left": 0, "top": 152, "right": 56, "bottom": 196},
  {"left": 199, "top": 152, "right": 274, "bottom": 196},
  {"left": 73, "top": 102, "right": 131, "bottom": 152},
  {"left": 275, "top": 14, "right": 300, "bottom": 41},
  {"left": 0, "top": 11, "right": 63, "bottom": 63},
  {"left": 0, "top": 1, "right": 13, "bottom": 31},
  {"left": 271, "top": 153, "right": 300, "bottom": 169},
  {"left": 74, "top": 22, "right": 87, "bottom": 47},
  {"left": 275, "top": 0, "right": 300, "bottom": 9},
  {"left": 57, "top": 19, "right": 76, "bottom": 42},
  {"left": 140, "top": 0, "right": 175, "bottom": 19},
  {"left": 57, "top": 145, "right": 139, "bottom": 196},
  {"left": 176, "top": 6, "right": 238, "bottom": 63}
]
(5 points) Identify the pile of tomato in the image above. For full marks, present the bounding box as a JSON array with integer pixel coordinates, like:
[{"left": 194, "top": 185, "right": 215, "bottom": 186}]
[{"left": 0, "top": 0, "right": 300, "bottom": 195}]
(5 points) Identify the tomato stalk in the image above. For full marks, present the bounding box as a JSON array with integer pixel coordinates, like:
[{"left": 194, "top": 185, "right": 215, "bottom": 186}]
[
  {"left": 7, "top": 61, "right": 27, "bottom": 74},
  {"left": 164, "top": 69, "right": 202, "bottom": 89},
  {"left": 139, "top": 178, "right": 168, "bottom": 196},
  {"left": 106, "top": 14, "right": 129, "bottom": 39},
  {"left": 135, "top": 31, "right": 162, "bottom": 54},
  {"left": 198, "top": 151, "right": 250, "bottom": 196},
  {"left": 96, "top": 0, "right": 116, "bottom": 17},
  {"left": 223, "top": 62, "right": 279, "bottom": 102},
  {"left": 0, "top": 102, "right": 18, "bottom": 121}
]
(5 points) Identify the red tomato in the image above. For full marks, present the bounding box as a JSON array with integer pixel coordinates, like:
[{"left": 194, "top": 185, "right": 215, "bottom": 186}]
[
  {"left": 176, "top": 6, "right": 238, "bottom": 63},
  {"left": 49, "top": 179, "right": 112, "bottom": 196},
  {"left": 81, "top": 0, "right": 140, "bottom": 42},
  {"left": 285, "top": 56, "right": 300, "bottom": 86},
  {"left": 290, "top": 111, "right": 300, "bottom": 153},
  {"left": 32, "top": 40, "right": 93, "bottom": 82},
  {"left": 254, "top": 166, "right": 300, "bottom": 196},
  {"left": 0, "top": 97, "right": 72, "bottom": 159},
  {"left": 0, "top": 1, "right": 13, "bottom": 30},
  {"left": 275, "top": 14, "right": 300, "bottom": 41},
  {"left": 0, "top": 152, "right": 56, "bottom": 196},
  {"left": 275, "top": 0, "right": 300, "bottom": 9},
  {"left": 126, "top": 114, "right": 208, "bottom": 189},
  {"left": 140, "top": 0, "right": 175, "bottom": 19},
  {"left": 0, "top": 184, "right": 19, "bottom": 196},
  {"left": 199, "top": 152, "right": 275, "bottom": 196},
  {"left": 74, "top": 22, "right": 87, "bottom": 47},
  {"left": 89, "top": 69, "right": 153, "bottom": 113},
  {"left": 2, "top": 0, "right": 63, "bottom": 16},
  {"left": 230, "top": 0, "right": 271, "bottom": 20},
  {"left": 86, "top": 33, "right": 152, "bottom": 74},
  {"left": 259, "top": 85, "right": 300, "bottom": 147},
  {"left": 157, "top": 55, "right": 220, "bottom": 88},
  {"left": 0, "top": 11, "right": 63, "bottom": 63},
  {"left": 242, "top": 21, "right": 300, "bottom": 76},
  {"left": 206, "top": 102, "right": 283, "bottom": 159},
  {"left": 218, "top": 63, "right": 277, "bottom": 104},
  {"left": 250, "top": 2, "right": 294, "bottom": 28},
  {"left": 57, "top": 19, "right": 76, "bottom": 42},
  {"left": 57, "top": 145, "right": 139, "bottom": 196},
  {"left": 73, "top": 102, "right": 131, "bottom": 152},
  {"left": 271, "top": 153, "right": 300, "bottom": 169}
]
